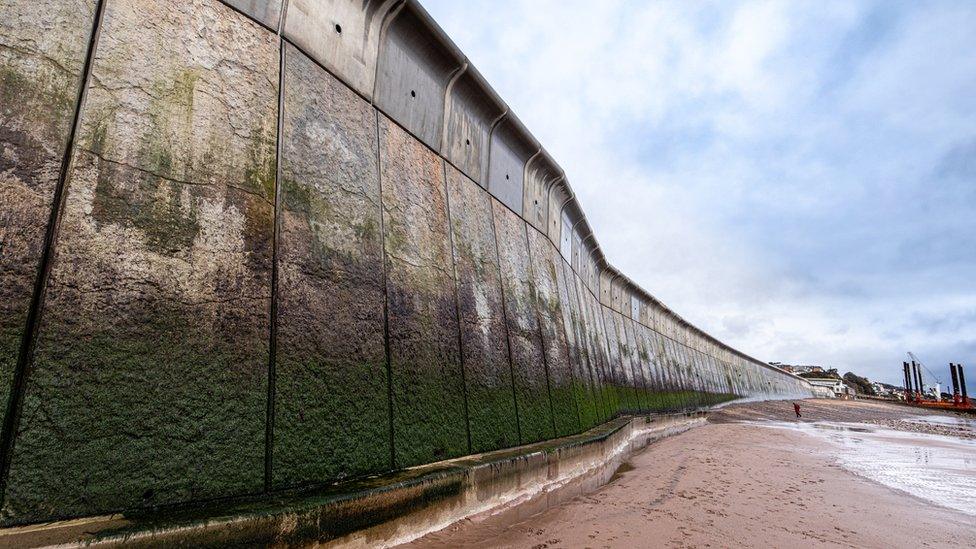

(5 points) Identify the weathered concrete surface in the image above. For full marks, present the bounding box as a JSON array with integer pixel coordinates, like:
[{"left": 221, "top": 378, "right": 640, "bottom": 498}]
[
  {"left": 273, "top": 44, "right": 390, "bottom": 488},
  {"left": 445, "top": 164, "right": 519, "bottom": 454},
  {"left": 493, "top": 202, "right": 554, "bottom": 444},
  {"left": 0, "top": 0, "right": 96, "bottom": 434},
  {"left": 635, "top": 323, "right": 673, "bottom": 411},
  {"left": 604, "top": 308, "right": 639, "bottom": 413},
  {"left": 575, "top": 273, "right": 618, "bottom": 417},
  {"left": 623, "top": 316, "right": 650, "bottom": 410},
  {"left": 526, "top": 228, "right": 581, "bottom": 437},
  {"left": 654, "top": 332, "right": 681, "bottom": 409},
  {"left": 560, "top": 260, "right": 607, "bottom": 427},
  {"left": 2, "top": 0, "right": 279, "bottom": 523},
  {"left": 594, "top": 298, "right": 626, "bottom": 416},
  {"left": 379, "top": 115, "right": 468, "bottom": 468},
  {"left": 663, "top": 336, "right": 695, "bottom": 408}
]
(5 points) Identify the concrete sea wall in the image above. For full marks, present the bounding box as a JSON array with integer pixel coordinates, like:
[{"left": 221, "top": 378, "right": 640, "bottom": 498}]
[{"left": 0, "top": 0, "right": 822, "bottom": 526}]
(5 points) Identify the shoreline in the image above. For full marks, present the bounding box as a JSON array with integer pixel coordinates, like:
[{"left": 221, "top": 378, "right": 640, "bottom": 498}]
[{"left": 408, "top": 399, "right": 976, "bottom": 548}]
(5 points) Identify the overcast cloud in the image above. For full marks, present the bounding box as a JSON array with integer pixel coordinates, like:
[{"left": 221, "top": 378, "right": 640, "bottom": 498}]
[{"left": 421, "top": 0, "right": 976, "bottom": 386}]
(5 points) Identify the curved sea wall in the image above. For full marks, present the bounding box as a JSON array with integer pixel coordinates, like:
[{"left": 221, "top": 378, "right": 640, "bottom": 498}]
[{"left": 0, "top": 0, "right": 822, "bottom": 525}]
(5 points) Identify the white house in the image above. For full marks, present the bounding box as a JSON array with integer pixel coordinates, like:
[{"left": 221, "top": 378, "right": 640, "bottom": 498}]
[{"left": 806, "top": 378, "right": 856, "bottom": 399}]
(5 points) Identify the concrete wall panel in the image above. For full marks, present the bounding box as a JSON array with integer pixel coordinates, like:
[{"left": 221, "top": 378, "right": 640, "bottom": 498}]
[
  {"left": 442, "top": 66, "right": 505, "bottom": 186},
  {"left": 564, "top": 263, "right": 607, "bottom": 423},
  {"left": 493, "top": 203, "right": 553, "bottom": 443},
  {"left": 580, "top": 293, "right": 613, "bottom": 415},
  {"left": 635, "top": 324, "right": 668, "bottom": 411},
  {"left": 606, "top": 308, "right": 640, "bottom": 413},
  {"left": 571, "top": 230, "right": 582, "bottom": 272},
  {"left": 559, "top": 211, "right": 573, "bottom": 259},
  {"left": 547, "top": 182, "right": 570, "bottom": 246},
  {"left": 623, "top": 318, "right": 649, "bottom": 410},
  {"left": 283, "top": 0, "right": 395, "bottom": 100},
  {"left": 4, "top": 0, "right": 279, "bottom": 522},
  {"left": 527, "top": 228, "right": 580, "bottom": 437},
  {"left": 487, "top": 115, "right": 536, "bottom": 215},
  {"left": 556, "top": 259, "right": 601, "bottom": 428},
  {"left": 273, "top": 45, "right": 390, "bottom": 488},
  {"left": 0, "top": 0, "right": 97, "bottom": 437},
  {"left": 650, "top": 331, "right": 678, "bottom": 410},
  {"left": 378, "top": 115, "right": 468, "bottom": 467},
  {"left": 445, "top": 164, "right": 519, "bottom": 453},
  {"left": 375, "top": 2, "right": 462, "bottom": 151},
  {"left": 522, "top": 153, "right": 558, "bottom": 233}
]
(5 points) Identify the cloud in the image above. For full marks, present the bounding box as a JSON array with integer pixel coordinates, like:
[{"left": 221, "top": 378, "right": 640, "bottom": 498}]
[{"left": 423, "top": 0, "right": 976, "bottom": 384}]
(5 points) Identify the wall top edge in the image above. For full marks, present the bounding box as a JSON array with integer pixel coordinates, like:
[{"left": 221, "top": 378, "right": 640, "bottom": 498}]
[
  {"left": 395, "top": 0, "right": 465, "bottom": 63},
  {"left": 455, "top": 61, "right": 507, "bottom": 113},
  {"left": 494, "top": 109, "right": 540, "bottom": 154},
  {"left": 528, "top": 148, "right": 564, "bottom": 180}
]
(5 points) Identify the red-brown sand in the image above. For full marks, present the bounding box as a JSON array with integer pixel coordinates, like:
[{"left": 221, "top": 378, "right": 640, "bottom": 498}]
[{"left": 407, "top": 399, "right": 976, "bottom": 548}]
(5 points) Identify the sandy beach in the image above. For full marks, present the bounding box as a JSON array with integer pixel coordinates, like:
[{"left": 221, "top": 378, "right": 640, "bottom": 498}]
[{"left": 408, "top": 399, "right": 976, "bottom": 548}]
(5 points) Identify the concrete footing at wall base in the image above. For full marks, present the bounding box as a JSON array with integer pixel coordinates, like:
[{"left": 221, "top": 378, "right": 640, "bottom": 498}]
[{"left": 0, "top": 412, "right": 705, "bottom": 548}]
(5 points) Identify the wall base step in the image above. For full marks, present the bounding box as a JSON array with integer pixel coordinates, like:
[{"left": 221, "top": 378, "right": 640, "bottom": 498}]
[{"left": 0, "top": 412, "right": 706, "bottom": 548}]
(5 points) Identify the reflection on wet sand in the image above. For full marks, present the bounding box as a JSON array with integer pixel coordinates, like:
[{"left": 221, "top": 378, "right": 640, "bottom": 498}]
[{"left": 760, "top": 415, "right": 976, "bottom": 516}]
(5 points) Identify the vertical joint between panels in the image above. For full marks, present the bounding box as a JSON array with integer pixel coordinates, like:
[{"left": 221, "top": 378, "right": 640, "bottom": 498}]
[
  {"left": 522, "top": 224, "right": 557, "bottom": 438},
  {"left": 265, "top": 39, "right": 287, "bottom": 492},
  {"left": 0, "top": 0, "right": 108, "bottom": 503},
  {"left": 490, "top": 205, "right": 522, "bottom": 445},
  {"left": 442, "top": 164, "right": 472, "bottom": 454},
  {"left": 375, "top": 112, "right": 396, "bottom": 470}
]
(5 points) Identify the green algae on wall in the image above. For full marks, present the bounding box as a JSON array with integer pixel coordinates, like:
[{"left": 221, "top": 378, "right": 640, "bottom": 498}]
[
  {"left": 379, "top": 115, "right": 468, "bottom": 468},
  {"left": 272, "top": 44, "right": 391, "bottom": 488},
  {"left": 0, "top": 0, "right": 97, "bottom": 436},
  {"left": 600, "top": 307, "right": 630, "bottom": 415},
  {"left": 554, "top": 258, "right": 601, "bottom": 429},
  {"left": 624, "top": 317, "right": 652, "bottom": 410},
  {"left": 564, "top": 263, "right": 609, "bottom": 424},
  {"left": 576, "top": 274, "right": 618, "bottom": 418},
  {"left": 2, "top": 0, "right": 279, "bottom": 524},
  {"left": 492, "top": 202, "right": 554, "bottom": 444},
  {"left": 445, "top": 165, "right": 519, "bottom": 454},
  {"left": 526, "top": 229, "right": 582, "bottom": 437}
]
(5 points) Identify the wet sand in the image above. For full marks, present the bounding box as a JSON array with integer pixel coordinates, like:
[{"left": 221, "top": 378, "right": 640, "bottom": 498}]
[{"left": 407, "top": 399, "right": 976, "bottom": 548}]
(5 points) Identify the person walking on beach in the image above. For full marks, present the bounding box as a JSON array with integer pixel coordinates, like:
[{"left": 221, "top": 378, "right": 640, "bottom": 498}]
[{"left": 793, "top": 402, "right": 801, "bottom": 418}]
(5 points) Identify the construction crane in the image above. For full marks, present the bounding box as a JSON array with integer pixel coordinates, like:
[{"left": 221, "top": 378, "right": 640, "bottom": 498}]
[{"left": 907, "top": 351, "right": 943, "bottom": 386}]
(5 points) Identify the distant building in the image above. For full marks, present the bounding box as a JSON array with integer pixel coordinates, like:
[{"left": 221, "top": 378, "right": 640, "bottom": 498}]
[
  {"left": 806, "top": 378, "right": 856, "bottom": 399},
  {"left": 872, "top": 382, "right": 906, "bottom": 399},
  {"left": 769, "top": 363, "right": 826, "bottom": 375}
]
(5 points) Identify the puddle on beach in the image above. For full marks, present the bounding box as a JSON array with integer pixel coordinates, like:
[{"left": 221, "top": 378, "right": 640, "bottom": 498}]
[{"left": 758, "top": 416, "right": 976, "bottom": 516}]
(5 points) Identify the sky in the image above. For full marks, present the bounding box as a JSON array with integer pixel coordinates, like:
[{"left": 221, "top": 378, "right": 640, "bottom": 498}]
[{"left": 421, "top": 0, "right": 976, "bottom": 386}]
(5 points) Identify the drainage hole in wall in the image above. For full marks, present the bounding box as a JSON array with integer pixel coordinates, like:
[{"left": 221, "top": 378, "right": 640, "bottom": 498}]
[
  {"left": 505, "top": 174, "right": 510, "bottom": 180},
  {"left": 335, "top": 23, "right": 342, "bottom": 34},
  {"left": 465, "top": 139, "right": 471, "bottom": 146},
  {"left": 410, "top": 90, "right": 416, "bottom": 98}
]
